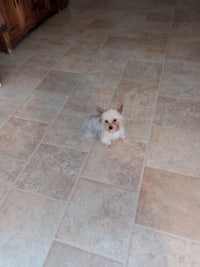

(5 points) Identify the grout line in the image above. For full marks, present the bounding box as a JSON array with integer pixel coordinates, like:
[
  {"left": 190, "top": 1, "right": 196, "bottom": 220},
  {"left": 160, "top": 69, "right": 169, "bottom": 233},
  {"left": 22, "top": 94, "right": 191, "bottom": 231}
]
[
  {"left": 54, "top": 237, "right": 124, "bottom": 265},
  {"left": 134, "top": 223, "right": 200, "bottom": 246}
]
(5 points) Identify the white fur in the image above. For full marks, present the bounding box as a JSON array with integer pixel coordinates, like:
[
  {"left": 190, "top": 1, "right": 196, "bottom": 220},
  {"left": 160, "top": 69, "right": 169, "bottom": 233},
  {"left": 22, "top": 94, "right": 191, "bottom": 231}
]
[{"left": 100, "top": 126, "right": 125, "bottom": 145}]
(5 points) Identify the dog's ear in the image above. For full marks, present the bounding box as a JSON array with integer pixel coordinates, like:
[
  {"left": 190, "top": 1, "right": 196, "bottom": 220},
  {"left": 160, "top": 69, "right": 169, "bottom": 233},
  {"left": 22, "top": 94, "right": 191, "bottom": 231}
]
[
  {"left": 96, "top": 106, "right": 105, "bottom": 114},
  {"left": 117, "top": 104, "right": 123, "bottom": 114}
]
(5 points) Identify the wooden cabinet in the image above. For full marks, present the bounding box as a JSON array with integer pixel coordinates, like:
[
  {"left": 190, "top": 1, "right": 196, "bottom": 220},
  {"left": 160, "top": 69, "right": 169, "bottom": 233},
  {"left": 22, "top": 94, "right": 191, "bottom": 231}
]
[{"left": 0, "top": 0, "right": 68, "bottom": 53}]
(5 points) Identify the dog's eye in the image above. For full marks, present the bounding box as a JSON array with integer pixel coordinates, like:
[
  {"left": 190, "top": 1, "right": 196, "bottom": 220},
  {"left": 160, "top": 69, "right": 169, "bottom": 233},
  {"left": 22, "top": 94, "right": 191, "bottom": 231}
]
[
  {"left": 105, "top": 120, "right": 108, "bottom": 123},
  {"left": 113, "top": 119, "right": 117, "bottom": 122}
]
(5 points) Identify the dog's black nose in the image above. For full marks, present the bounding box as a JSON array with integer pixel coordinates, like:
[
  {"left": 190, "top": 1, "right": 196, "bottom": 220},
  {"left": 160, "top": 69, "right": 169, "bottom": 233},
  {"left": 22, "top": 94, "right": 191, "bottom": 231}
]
[{"left": 109, "top": 125, "right": 113, "bottom": 130}]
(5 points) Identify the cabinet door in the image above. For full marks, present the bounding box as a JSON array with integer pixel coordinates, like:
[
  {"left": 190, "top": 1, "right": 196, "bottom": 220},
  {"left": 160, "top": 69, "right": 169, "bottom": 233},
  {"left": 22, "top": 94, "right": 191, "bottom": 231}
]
[
  {"left": 0, "top": 1, "right": 23, "bottom": 45},
  {"left": 19, "top": 0, "right": 37, "bottom": 29},
  {"left": 34, "top": 0, "right": 51, "bottom": 22},
  {"left": 49, "top": 0, "right": 68, "bottom": 11}
]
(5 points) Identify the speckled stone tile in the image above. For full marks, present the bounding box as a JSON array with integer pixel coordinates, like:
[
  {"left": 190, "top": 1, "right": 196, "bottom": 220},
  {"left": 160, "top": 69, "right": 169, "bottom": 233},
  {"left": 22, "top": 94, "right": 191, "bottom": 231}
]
[
  {"left": 187, "top": 242, "right": 200, "bottom": 267},
  {"left": 0, "top": 48, "right": 33, "bottom": 66},
  {"left": 82, "top": 140, "right": 145, "bottom": 190},
  {"left": 66, "top": 40, "right": 102, "bottom": 58},
  {"left": 0, "top": 190, "right": 64, "bottom": 267},
  {"left": 14, "top": 90, "right": 68, "bottom": 123},
  {"left": 56, "top": 179, "right": 137, "bottom": 262},
  {"left": 0, "top": 64, "right": 18, "bottom": 82},
  {"left": 83, "top": 65, "right": 122, "bottom": 89},
  {"left": 119, "top": 12, "right": 147, "bottom": 29},
  {"left": 0, "top": 99, "right": 21, "bottom": 128},
  {"left": 0, "top": 72, "right": 45, "bottom": 102},
  {"left": 123, "top": 60, "right": 162, "bottom": 82},
  {"left": 112, "top": 79, "right": 159, "bottom": 108},
  {"left": 89, "top": 18, "right": 119, "bottom": 30},
  {"left": 132, "top": 33, "right": 168, "bottom": 62},
  {"left": 54, "top": 53, "right": 92, "bottom": 73},
  {"left": 93, "top": 47, "right": 130, "bottom": 69},
  {"left": 168, "top": 23, "right": 200, "bottom": 62},
  {"left": 0, "top": 157, "right": 24, "bottom": 203},
  {"left": 32, "top": 43, "right": 70, "bottom": 66},
  {"left": 16, "top": 144, "right": 87, "bottom": 200},
  {"left": 147, "top": 127, "right": 200, "bottom": 178},
  {"left": 103, "top": 36, "right": 136, "bottom": 52},
  {"left": 0, "top": 118, "right": 48, "bottom": 161},
  {"left": 123, "top": 106, "right": 154, "bottom": 143},
  {"left": 154, "top": 96, "right": 200, "bottom": 131},
  {"left": 65, "top": 86, "right": 114, "bottom": 113},
  {"left": 36, "top": 70, "right": 84, "bottom": 95},
  {"left": 136, "top": 167, "right": 200, "bottom": 241},
  {"left": 160, "top": 59, "right": 200, "bottom": 100},
  {"left": 78, "top": 28, "right": 110, "bottom": 43},
  {"left": 142, "top": 20, "right": 171, "bottom": 34},
  {"left": 174, "top": 6, "right": 200, "bottom": 23},
  {"left": 44, "top": 242, "right": 122, "bottom": 267},
  {"left": 43, "top": 109, "right": 93, "bottom": 152},
  {"left": 127, "top": 226, "right": 187, "bottom": 267},
  {"left": 142, "top": 13, "right": 172, "bottom": 34}
]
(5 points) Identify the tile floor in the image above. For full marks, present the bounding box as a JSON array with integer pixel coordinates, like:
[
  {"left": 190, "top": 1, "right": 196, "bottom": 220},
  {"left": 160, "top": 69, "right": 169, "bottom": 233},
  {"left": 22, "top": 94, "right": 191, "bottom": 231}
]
[{"left": 0, "top": 0, "right": 200, "bottom": 266}]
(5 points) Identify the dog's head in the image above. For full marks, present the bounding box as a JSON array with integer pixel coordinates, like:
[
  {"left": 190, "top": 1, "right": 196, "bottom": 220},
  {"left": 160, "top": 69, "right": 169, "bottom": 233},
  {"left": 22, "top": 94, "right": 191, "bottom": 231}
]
[{"left": 96, "top": 104, "right": 124, "bottom": 133}]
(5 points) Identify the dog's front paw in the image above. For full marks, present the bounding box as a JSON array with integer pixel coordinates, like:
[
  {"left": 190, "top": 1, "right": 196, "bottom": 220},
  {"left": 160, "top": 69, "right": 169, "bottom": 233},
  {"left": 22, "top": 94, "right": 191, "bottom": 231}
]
[
  {"left": 101, "top": 140, "right": 111, "bottom": 147},
  {"left": 120, "top": 135, "right": 125, "bottom": 141}
]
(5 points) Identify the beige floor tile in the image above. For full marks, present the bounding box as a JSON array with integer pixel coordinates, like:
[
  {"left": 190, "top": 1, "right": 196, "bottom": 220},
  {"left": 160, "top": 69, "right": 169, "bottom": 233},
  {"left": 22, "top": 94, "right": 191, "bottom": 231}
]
[
  {"left": 93, "top": 48, "right": 130, "bottom": 69},
  {"left": 0, "top": 118, "right": 48, "bottom": 161},
  {"left": 57, "top": 179, "right": 137, "bottom": 262},
  {"left": 66, "top": 40, "right": 102, "bottom": 57},
  {"left": 123, "top": 106, "right": 154, "bottom": 143},
  {"left": 142, "top": 10, "right": 172, "bottom": 34},
  {"left": 187, "top": 242, "right": 200, "bottom": 267},
  {"left": 14, "top": 90, "right": 68, "bottom": 123},
  {"left": 65, "top": 86, "right": 114, "bottom": 113},
  {"left": 127, "top": 226, "right": 187, "bottom": 267},
  {"left": 0, "top": 64, "right": 18, "bottom": 81},
  {"left": 174, "top": 6, "right": 200, "bottom": 23},
  {"left": 0, "top": 72, "right": 44, "bottom": 102},
  {"left": 0, "top": 48, "right": 33, "bottom": 66},
  {"left": 142, "top": 20, "right": 171, "bottom": 34},
  {"left": 44, "top": 242, "right": 122, "bottom": 267},
  {"left": 16, "top": 144, "right": 87, "bottom": 200},
  {"left": 110, "top": 24, "right": 140, "bottom": 38},
  {"left": 160, "top": 59, "right": 200, "bottom": 100},
  {"left": 147, "top": 127, "right": 200, "bottom": 178},
  {"left": 123, "top": 60, "right": 162, "bottom": 82},
  {"left": 36, "top": 70, "right": 84, "bottom": 95},
  {"left": 103, "top": 36, "right": 136, "bottom": 52},
  {"left": 154, "top": 96, "right": 200, "bottom": 131},
  {"left": 44, "top": 109, "right": 93, "bottom": 152},
  {"left": 89, "top": 18, "right": 119, "bottom": 30},
  {"left": 168, "top": 23, "right": 200, "bottom": 62},
  {"left": 82, "top": 140, "right": 145, "bottom": 190},
  {"left": 84, "top": 65, "right": 122, "bottom": 89},
  {"left": 0, "top": 99, "right": 21, "bottom": 128},
  {"left": 120, "top": 13, "right": 147, "bottom": 28},
  {"left": 0, "top": 157, "right": 24, "bottom": 202},
  {"left": 146, "top": 12, "right": 173, "bottom": 22},
  {"left": 78, "top": 28, "right": 110, "bottom": 43},
  {"left": 136, "top": 167, "right": 200, "bottom": 241},
  {"left": 112, "top": 79, "right": 158, "bottom": 108},
  {"left": 54, "top": 53, "right": 92, "bottom": 73},
  {"left": 0, "top": 190, "right": 64, "bottom": 267},
  {"left": 132, "top": 33, "right": 168, "bottom": 62},
  {"left": 32, "top": 43, "right": 70, "bottom": 66}
]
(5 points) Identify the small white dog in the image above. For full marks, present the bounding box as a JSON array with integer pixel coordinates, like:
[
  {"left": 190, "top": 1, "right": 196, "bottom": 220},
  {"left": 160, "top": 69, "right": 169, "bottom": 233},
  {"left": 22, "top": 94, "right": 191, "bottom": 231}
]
[{"left": 83, "top": 104, "right": 125, "bottom": 146}]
